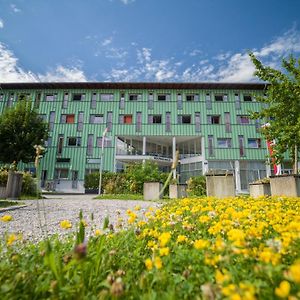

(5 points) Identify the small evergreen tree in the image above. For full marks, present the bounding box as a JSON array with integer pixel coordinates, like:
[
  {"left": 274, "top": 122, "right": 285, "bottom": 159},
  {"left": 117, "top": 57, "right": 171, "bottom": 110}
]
[
  {"left": 249, "top": 53, "right": 300, "bottom": 174},
  {"left": 0, "top": 99, "right": 48, "bottom": 166}
]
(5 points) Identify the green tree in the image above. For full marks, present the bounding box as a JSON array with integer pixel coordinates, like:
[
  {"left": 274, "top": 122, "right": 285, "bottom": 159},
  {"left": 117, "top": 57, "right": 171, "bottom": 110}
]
[
  {"left": 0, "top": 99, "right": 48, "bottom": 166},
  {"left": 249, "top": 53, "right": 300, "bottom": 174}
]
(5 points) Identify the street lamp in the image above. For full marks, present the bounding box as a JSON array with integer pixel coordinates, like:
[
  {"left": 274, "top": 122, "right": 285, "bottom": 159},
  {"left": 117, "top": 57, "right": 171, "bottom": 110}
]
[{"left": 98, "top": 128, "right": 108, "bottom": 195}]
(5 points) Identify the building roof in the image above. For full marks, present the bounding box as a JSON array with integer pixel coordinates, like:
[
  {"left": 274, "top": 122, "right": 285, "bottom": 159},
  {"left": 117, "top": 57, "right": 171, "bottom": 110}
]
[{"left": 0, "top": 82, "right": 268, "bottom": 90}]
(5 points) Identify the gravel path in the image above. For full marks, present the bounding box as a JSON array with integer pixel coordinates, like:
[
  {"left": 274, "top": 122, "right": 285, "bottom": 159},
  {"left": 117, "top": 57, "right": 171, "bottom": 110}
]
[{"left": 0, "top": 195, "right": 159, "bottom": 242}]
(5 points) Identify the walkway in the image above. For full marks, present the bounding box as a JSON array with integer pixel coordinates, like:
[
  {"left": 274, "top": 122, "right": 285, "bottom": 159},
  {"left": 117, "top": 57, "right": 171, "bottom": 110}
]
[{"left": 0, "top": 194, "right": 158, "bottom": 242}]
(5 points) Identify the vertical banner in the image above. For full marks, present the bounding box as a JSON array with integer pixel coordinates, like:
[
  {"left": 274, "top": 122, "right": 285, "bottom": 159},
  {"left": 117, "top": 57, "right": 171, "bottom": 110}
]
[{"left": 266, "top": 140, "right": 281, "bottom": 175}]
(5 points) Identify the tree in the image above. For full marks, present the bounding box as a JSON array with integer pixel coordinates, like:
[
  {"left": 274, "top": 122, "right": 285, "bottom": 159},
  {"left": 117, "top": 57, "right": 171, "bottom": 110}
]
[
  {"left": 0, "top": 99, "right": 48, "bottom": 166},
  {"left": 249, "top": 53, "right": 300, "bottom": 174}
]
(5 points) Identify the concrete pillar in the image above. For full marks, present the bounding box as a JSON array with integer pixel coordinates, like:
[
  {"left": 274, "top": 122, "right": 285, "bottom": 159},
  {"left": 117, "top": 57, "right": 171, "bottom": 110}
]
[
  {"left": 172, "top": 136, "right": 176, "bottom": 179},
  {"left": 201, "top": 136, "right": 208, "bottom": 175},
  {"left": 266, "top": 159, "right": 271, "bottom": 177},
  {"left": 234, "top": 160, "right": 241, "bottom": 193}
]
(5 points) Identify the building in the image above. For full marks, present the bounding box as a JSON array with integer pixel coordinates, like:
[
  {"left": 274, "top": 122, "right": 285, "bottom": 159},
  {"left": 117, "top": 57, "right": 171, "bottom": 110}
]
[{"left": 0, "top": 82, "right": 292, "bottom": 193}]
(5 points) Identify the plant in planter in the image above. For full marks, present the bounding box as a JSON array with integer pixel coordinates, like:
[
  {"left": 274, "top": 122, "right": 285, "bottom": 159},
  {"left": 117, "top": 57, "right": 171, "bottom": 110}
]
[{"left": 249, "top": 53, "right": 300, "bottom": 196}]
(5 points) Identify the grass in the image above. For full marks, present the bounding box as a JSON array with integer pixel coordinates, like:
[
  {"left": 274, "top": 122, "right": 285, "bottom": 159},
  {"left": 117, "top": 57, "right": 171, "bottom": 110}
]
[
  {"left": 94, "top": 193, "right": 144, "bottom": 200},
  {"left": 0, "top": 200, "right": 23, "bottom": 208}
]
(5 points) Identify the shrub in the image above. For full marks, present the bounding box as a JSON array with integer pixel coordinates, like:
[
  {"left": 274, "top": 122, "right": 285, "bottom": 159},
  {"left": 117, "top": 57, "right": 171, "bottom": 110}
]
[
  {"left": 84, "top": 172, "right": 100, "bottom": 190},
  {"left": 21, "top": 172, "right": 37, "bottom": 196},
  {"left": 0, "top": 169, "right": 8, "bottom": 186},
  {"left": 186, "top": 175, "right": 206, "bottom": 196}
]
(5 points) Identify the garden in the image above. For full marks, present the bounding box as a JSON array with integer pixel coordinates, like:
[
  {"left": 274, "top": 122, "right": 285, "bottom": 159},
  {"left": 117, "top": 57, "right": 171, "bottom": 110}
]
[{"left": 1, "top": 195, "right": 300, "bottom": 299}]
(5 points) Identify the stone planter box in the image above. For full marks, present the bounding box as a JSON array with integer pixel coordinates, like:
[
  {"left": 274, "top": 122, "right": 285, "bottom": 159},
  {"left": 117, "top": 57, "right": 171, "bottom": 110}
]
[
  {"left": 206, "top": 170, "right": 235, "bottom": 198},
  {"left": 270, "top": 174, "right": 300, "bottom": 197},
  {"left": 0, "top": 186, "right": 6, "bottom": 199},
  {"left": 249, "top": 182, "right": 271, "bottom": 198},
  {"left": 6, "top": 171, "right": 23, "bottom": 200},
  {"left": 144, "top": 182, "right": 163, "bottom": 200},
  {"left": 169, "top": 184, "right": 187, "bottom": 199}
]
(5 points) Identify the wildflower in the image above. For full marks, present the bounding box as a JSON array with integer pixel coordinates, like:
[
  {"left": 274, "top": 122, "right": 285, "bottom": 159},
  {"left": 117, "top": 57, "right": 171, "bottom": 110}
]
[
  {"left": 199, "top": 215, "right": 210, "bottom": 223},
  {"left": 194, "top": 239, "right": 209, "bottom": 250},
  {"left": 158, "top": 232, "right": 171, "bottom": 247},
  {"left": 159, "top": 247, "right": 170, "bottom": 256},
  {"left": 80, "top": 219, "right": 88, "bottom": 227},
  {"left": 215, "top": 269, "right": 231, "bottom": 285},
  {"left": 1, "top": 215, "right": 13, "bottom": 222},
  {"left": 275, "top": 281, "right": 290, "bottom": 298},
  {"left": 289, "top": 262, "right": 300, "bottom": 283},
  {"left": 134, "top": 205, "right": 141, "bottom": 211},
  {"left": 7, "top": 234, "right": 17, "bottom": 246},
  {"left": 227, "top": 229, "right": 245, "bottom": 247},
  {"left": 128, "top": 214, "right": 137, "bottom": 224},
  {"left": 177, "top": 235, "right": 188, "bottom": 243},
  {"left": 145, "top": 258, "right": 153, "bottom": 270},
  {"left": 110, "top": 277, "right": 124, "bottom": 297},
  {"left": 95, "top": 229, "right": 103, "bottom": 236},
  {"left": 60, "top": 220, "right": 72, "bottom": 229},
  {"left": 154, "top": 257, "right": 162, "bottom": 269},
  {"left": 74, "top": 243, "right": 87, "bottom": 259}
]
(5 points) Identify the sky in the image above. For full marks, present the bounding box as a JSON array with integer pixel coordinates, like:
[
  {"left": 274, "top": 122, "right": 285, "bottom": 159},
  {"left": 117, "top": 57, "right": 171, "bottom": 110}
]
[{"left": 0, "top": 0, "right": 300, "bottom": 83}]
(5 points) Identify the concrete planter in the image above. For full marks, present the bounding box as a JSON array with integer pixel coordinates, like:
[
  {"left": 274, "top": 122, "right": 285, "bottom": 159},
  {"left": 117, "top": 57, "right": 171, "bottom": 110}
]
[
  {"left": 0, "top": 186, "right": 6, "bottom": 199},
  {"left": 270, "top": 174, "right": 300, "bottom": 197},
  {"left": 169, "top": 184, "right": 187, "bottom": 199},
  {"left": 144, "top": 182, "right": 163, "bottom": 200},
  {"left": 6, "top": 171, "right": 23, "bottom": 200},
  {"left": 249, "top": 182, "right": 271, "bottom": 198},
  {"left": 206, "top": 171, "right": 235, "bottom": 198}
]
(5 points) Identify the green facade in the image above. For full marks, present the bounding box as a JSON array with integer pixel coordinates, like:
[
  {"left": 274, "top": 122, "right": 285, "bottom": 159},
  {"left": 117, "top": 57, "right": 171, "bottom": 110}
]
[{"left": 0, "top": 82, "right": 290, "bottom": 193}]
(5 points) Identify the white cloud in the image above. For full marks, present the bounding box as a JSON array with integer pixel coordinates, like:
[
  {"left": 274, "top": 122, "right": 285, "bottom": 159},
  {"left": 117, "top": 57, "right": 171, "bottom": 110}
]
[
  {"left": 0, "top": 19, "right": 4, "bottom": 29},
  {"left": 189, "top": 49, "right": 202, "bottom": 57},
  {"left": 0, "top": 43, "right": 87, "bottom": 82},
  {"left": 10, "top": 4, "right": 21, "bottom": 13},
  {"left": 120, "top": 0, "right": 135, "bottom": 4},
  {"left": 101, "top": 37, "right": 113, "bottom": 46}
]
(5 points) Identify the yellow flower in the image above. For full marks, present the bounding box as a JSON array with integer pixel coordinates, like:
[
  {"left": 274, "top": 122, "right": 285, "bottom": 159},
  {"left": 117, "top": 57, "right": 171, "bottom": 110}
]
[
  {"left": 145, "top": 258, "right": 153, "bottom": 270},
  {"left": 1, "top": 215, "right": 13, "bottom": 222},
  {"left": 230, "top": 293, "right": 242, "bottom": 300},
  {"left": 158, "top": 232, "right": 171, "bottom": 247},
  {"left": 194, "top": 239, "right": 209, "bottom": 250},
  {"left": 215, "top": 269, "right": 231, "bottom": 285},
  {"left": 80, "top": 219, "right": 88, "bottom": 227},
  {"left": 275, "top": 281, "right": 290, "bottom": 298},
  {"left": 159, "top": 247, "right": 170, "bottom": 256},
  {"left": 95, "top": 229, "right": 103, "bottom": 236},
  {"left": 227, "top": 229, "right": 245, "bottom": 246},
  {"left": 60, "top": 220, "right": 72, "bottom": 229},
  {"left": 7, "top": 234, "right": 17, "bottom": 246},
  {"left": 128, "top": 215, "right": 136, "bottom": 224},
  {"left": 134, "top": 205, "right": 141, "bottom": 211},
  {"left": 289, "top": 262, "right": 300, "bottom": 283},
  {"left": 154, "top": 257, "right": 162, "bottom": 269},
  {"left": 177, "top": 235, "right": 188, "bottom": 243},
  {"left": 199, "top": 215, "right": 210, "bottom": 223}
]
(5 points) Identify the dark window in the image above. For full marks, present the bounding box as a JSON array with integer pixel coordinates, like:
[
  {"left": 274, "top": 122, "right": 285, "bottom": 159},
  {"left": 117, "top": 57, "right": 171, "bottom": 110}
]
[
  {"left": 153, "top": 115, "right": 162, "bottom": 124},
  {"left": 208, "top": 115, "right": 221, "bottom": 124},
  {"left": 68, "top": 137, "right": 81, "bottom": 147},
  {"left": 73, "top": 93, "right": 85, "bottom": 101},
  {"left": 57, "top": 135, "right": 64, "bottom": 155},
  {"left": 55, "top": 169, "right": 69, "bottom": 179},
  {"left": 243, "top": 95, "right": 252, "bottom": 102},
  {"left": 248, "top": 138, "right": 261, "bottom": 148},
  {"left": 34, "top": 93, "right": 41, "bottom": 108},
  {"left": 129, "top": 94, "right": 141, "bottom": 101},
  {"left": 157, "top": 94, "right": 170, "bottom": 101},
  {"left": 186, "top": 94, "right": 199, "bottom": 101},
  {"left": 215, "top": 95, "right": 224, "bottom": 101},
  {"left": 239, "top": 135, "right": 244, "bottom": 156},
  {"left": 237, "top": 115, "right": 250, "bottom": 124},
  {"left": 178, "top": 115, "right": 191, "bottom": 124}
]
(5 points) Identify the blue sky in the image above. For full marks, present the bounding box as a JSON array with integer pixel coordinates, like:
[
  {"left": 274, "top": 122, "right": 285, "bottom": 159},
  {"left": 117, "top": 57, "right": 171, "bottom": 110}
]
[{"left": 0, "top": 0, "right": 300, "bottom": 82}]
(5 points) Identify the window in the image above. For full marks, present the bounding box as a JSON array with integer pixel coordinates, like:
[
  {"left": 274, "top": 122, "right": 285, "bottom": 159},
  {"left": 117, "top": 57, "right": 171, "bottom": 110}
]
[
  {"left": 217, "top": 138, "right": 232, "bottom": 148},
  {"left": 129, "top": 94, "right": 142, "bottom": 101},
  {"left": 237, "top": 115, "right": 250, "bottom": 124},
  {"left": 178, "top": 115, "right": 192, "bottom": 124},
  {"left": 61, "top": 114, "right": 75, "bottom": 124},
  {"left": 243, "top": 94, "right": 252, "bottom": 102},
  {"left": 49, "top": 111, "right": 55, "bottom": 131},
  {"left": 97, "top": 137, "right": 112, "bottom": 148},
  {"left": 148, "top": 93, "right": 154, "bottom": 109},
  {"left": 148, "top": 115, "right": 162, "bottom": 124},
  {"left": 90, "top": 114, "right": 104, "bottom": 124},
  {"left": 208, "top": 135, "right": 214, "bottom": 156},
  {"left": 186, "top": 94, "right": 199, "bottom": 102},
  {"left": 72, "top": 93, "right": 85, "bottom": 101},
  {"left": 62, "top": 93, "right": 69, "bottom": 109},
  {"left": 87, "top": 134, "right": 93, "bottom": 156},
  {"left": 45, "top": 93, "right": 57, "bottom": 102},
  {"left": 157, "top": 94, "right": 170, "bottom": 101},
  {"left": 239, "top": 135, "right": 244, "bottom": 156},
  {"left": 107, "top": 111, "right": 113, "bottom": 131},
  {"left": 136, "top": 112, "right": 142, "bottom": 132},
  {"left": 235, "top": 93, "right": 241, "bottom": 109},
  {"left": 119, "top": 115, "right": 133, "bottom": 124},
  {"left": 91, "top": 93, "right": 97, "bottom": 109},
  {"left": 119, "top": 93, "right": 125, "bottom": 109},
  {"left": 208, "top": 115, "right": 221, "bottom": 124},
  {"left": 248, "top": 138, "right": 261, "bottom": 148},
  {"left": 224, "top": 112, "right": 231, "bottom": 133},
  {"left": 195, "top": 112, "right": 201, "bottom": 132},
  {"left": 68, "top": 137, "right": 81, "bottom": 147},
  {"left": 55, "top": 169, "right": 69, "bottom": 179},
  {"left": 206, "top": 93, "right": 212, "bottom": 109},
  {"left": 215, "top": 94, "right": 228, "bottom": 101},
  {"left": 77, "top": 112, "right": 84, "bottom": 132},
  {"left": 57, "top": 134, "right": 64, "bottom": 154},
  {"left": 166, "top": 112, "right": 171, "bottom": 132},
  {"left": 177, "top": 93, "right": 183, "bottom": 110},
  {"left": 34, "top": 93, "right": 41, "bottom": 108},
  {"left": 100, "top": 93, "right": 114, "bottom": 101}
]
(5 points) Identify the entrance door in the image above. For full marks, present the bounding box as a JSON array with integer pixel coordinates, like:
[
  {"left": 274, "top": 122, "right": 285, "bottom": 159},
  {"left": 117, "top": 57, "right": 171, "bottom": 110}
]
[
  {"left": 72, "top": 171, "right": 78, "bottom": 189},
  {"left": 41, "top": 170, "right": 47, "bottom": 188}
]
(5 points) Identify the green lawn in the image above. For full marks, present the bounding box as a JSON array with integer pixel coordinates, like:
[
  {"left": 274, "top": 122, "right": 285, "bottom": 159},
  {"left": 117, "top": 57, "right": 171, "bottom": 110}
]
[{"left": 0, "top": 200, "right": 23, "bottom": 208}]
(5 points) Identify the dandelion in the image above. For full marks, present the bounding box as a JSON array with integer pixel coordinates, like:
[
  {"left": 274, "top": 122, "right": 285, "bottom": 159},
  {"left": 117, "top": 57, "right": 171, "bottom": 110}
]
[
  {"left": 134, "top": 205, "right": 141, "bottom": 211},
  {"left": 145, "top": 258, "right": 153, "bottom": 270},
  {"left": 194, "top": 239, "right": 209, "bottom": 250},
  {"left": 7, "top": 234, "right": 17, "bottom": 246},
  {"left": 158, "top": 232, "right": 171, "bottom": 247},
  {"left": 177, "top": 235, "right": 188, "bottom": 243},
  {"left": 154, "top": 257, "right": 162, "bottom": 269},
  {"left": 159, "top": 247, "right": 170, "bottom": 256},
  {"left": 95, "top": 229, "right": 103, "bottom": 236},
  {"left": 289, "top": 262, "right": 300, "bottom": 283},
  {"left": 275, "top": 281, "right": 290, "bottom": 298},
  {"left": 1, "top": 215, "right": 13, "bottom": 222},
  {"left": 60, "top": 220, "right": 72, "bottom": 229}
]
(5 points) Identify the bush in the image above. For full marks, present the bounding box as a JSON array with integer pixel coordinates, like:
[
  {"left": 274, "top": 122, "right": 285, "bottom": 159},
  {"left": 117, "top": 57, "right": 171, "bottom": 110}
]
[
  {"left": 187, "top": 175, "right": 206, "bottom": 196},
  {"left": 0, "top": 169, "right": 8, "bottom": 186},
  {"left": 84, "top": 172, "right": 100, "bottom": 190},
  {"left": 21, "top": 172, "right": 37, "bottom": 196}
]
